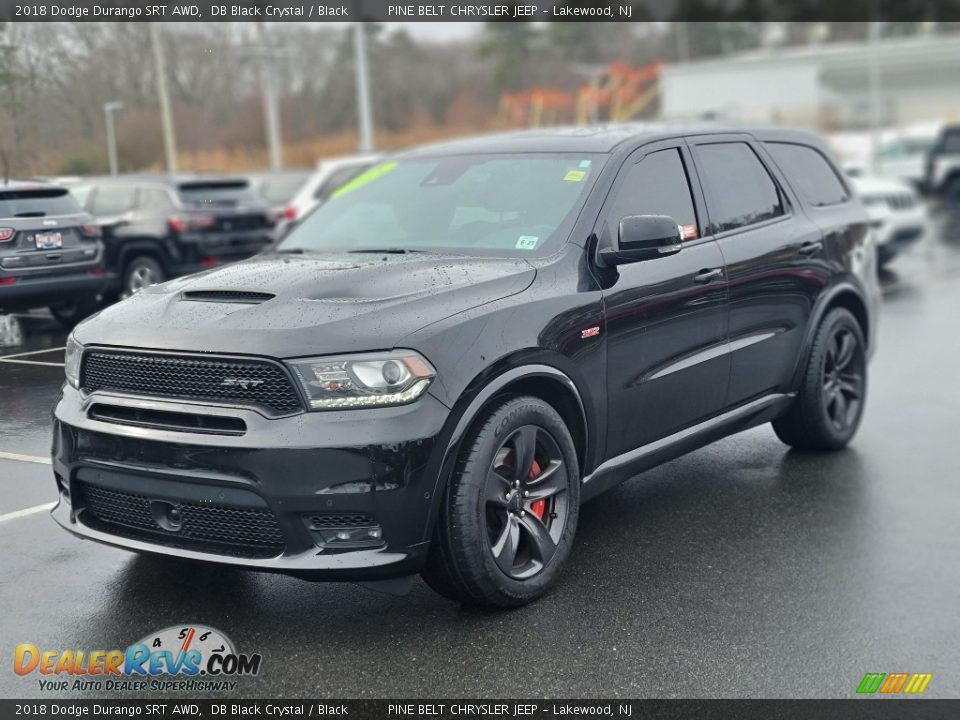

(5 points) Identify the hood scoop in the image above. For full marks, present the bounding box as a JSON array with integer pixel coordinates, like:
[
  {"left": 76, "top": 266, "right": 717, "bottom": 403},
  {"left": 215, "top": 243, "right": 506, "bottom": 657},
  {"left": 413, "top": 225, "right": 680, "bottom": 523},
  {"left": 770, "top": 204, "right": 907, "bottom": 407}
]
[{"left": 181, "top": 290, "right": 275, "bottom": 304}]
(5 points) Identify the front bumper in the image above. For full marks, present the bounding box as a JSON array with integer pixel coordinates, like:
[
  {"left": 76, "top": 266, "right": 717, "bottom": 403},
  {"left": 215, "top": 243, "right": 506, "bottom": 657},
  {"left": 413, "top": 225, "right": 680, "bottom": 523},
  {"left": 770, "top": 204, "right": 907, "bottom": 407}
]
[{"left": 52, "top": 385, "right": 452, "bottom": 580}]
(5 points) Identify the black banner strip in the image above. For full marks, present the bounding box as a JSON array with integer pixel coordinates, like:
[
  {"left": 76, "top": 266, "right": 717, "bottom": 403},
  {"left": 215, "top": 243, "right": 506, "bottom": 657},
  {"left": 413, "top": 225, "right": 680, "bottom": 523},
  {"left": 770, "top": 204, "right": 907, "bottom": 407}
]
[
  {"left": 2, "top": 700, "right": 960, "bottom": 720},
  {"left": 2, "top": 0, "right": 960, "bottom": 23}
]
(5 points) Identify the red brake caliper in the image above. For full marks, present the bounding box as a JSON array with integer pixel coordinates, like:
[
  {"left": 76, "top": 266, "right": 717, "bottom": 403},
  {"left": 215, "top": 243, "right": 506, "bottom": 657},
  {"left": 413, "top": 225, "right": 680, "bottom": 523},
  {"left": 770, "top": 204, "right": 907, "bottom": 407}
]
[{"left": 527, "top": 459, "right": 547, "bottom": 521}]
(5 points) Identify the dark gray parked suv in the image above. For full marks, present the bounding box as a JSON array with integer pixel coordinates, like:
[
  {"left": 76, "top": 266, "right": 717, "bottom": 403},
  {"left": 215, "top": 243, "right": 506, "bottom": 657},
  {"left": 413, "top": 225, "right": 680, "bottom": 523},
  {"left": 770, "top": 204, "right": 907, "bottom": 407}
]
[{"left": 0, "top": 181, "right": 111, "bottom": 327}]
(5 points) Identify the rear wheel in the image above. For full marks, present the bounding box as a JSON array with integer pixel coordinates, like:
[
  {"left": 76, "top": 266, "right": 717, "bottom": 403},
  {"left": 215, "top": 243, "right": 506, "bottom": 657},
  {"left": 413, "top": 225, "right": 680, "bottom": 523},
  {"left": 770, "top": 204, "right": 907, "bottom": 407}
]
[
  {"left": 944, "top": 175, "right": 960, "bottom": 204},
  {"left": 422, "top": 396, "right": 579, "bottom": 608},
  {"left": 124, "top": 256, "right": 165, "bottom": 296},
  {"left": 49, "top": 297, "right": 99, "bottom": 329},
  {"left": 773, "top": 307, "right": 867, "bottom": 451}
]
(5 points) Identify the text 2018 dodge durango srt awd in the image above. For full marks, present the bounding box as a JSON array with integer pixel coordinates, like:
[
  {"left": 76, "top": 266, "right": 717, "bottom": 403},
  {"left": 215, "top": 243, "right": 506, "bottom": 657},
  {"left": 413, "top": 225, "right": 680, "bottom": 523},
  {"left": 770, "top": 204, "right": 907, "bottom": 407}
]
[{"left": 52, "top": 125, "right": 879, "bottom": 607}]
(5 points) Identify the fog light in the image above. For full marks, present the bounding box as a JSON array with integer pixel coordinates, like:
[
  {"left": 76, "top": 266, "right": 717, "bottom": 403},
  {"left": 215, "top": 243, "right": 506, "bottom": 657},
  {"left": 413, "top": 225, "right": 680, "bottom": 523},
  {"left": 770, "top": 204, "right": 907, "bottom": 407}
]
[{"left": 303, "top": 514, "right": 384, "bottom": 548}]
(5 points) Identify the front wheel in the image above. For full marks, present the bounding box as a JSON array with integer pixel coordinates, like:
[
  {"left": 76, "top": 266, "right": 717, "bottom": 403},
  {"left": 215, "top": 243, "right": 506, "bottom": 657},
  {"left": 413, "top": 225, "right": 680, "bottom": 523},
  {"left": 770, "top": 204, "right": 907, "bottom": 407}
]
[
  {"left": 773, "top": 307, "right": 867, "bottom": 451},
  {"left": 422, "top": 396, "right": 580, "bottom": 608}
]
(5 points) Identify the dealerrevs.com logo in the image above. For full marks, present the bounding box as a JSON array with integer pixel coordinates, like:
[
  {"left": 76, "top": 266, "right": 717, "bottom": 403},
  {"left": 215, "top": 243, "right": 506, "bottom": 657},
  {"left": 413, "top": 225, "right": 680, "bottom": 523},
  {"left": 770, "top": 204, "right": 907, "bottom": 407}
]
[{"left": 14, "top": 625, "right": 262, "bottom": 693}]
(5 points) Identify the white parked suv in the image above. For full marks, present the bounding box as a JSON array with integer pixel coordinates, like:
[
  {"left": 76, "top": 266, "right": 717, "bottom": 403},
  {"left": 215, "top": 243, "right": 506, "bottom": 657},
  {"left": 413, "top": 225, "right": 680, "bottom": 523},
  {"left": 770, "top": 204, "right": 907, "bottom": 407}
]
[
  {"left": 275, "top": 153, "right": 383, "bottom": 237},
  {"left": 849, "top": 174, "right": 928, "bottom": 267}
]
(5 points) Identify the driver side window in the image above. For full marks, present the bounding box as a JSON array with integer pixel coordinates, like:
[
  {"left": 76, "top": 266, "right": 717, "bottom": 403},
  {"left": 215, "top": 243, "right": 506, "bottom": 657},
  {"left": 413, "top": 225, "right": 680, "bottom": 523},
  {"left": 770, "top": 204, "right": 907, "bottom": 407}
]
[{"left": 605, "top": 148, "right": 698, "bottom": 243}]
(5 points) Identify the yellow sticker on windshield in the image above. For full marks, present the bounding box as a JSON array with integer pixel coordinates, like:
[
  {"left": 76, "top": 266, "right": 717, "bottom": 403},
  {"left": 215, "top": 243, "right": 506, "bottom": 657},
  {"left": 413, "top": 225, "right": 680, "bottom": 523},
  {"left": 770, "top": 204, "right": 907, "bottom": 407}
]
[
  {"left": 332, "top": 161, "right": 398, "bottom": 198},
  {"left": 564, "top": 169, "right": 586, "bottom": 182}
]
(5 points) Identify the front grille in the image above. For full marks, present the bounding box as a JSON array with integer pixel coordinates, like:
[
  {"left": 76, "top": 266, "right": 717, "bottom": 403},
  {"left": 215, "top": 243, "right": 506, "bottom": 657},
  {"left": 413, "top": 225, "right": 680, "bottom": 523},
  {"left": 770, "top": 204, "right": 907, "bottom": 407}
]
[
  {"left": 886, "top": 193, "right": 916, "bottom": 210},
  {"left": 307, "top": 513, "right": 376, "bottom": 529},
  {"left": 81, "top": 351, "right": 303, "bottom": 415},
  {"left": 76, "top": 481, "right": 284, "bottom": 558}
]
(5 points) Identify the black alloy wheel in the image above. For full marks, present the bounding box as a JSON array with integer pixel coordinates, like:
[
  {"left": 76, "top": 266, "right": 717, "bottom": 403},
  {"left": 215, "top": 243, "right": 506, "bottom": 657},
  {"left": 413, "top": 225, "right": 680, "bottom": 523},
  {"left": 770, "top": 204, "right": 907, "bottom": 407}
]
[
  {"left": 484, "top": 424, "right": 570, "bottom": 580},
  {"left": 821, "top": 326, "right": 865, "bottom": 433},
  {"left": 773, "top": 307, "right": 868, "bottom": 451},
  {"left": 422, "top": 395, "right": 579, "bottom": 608}
]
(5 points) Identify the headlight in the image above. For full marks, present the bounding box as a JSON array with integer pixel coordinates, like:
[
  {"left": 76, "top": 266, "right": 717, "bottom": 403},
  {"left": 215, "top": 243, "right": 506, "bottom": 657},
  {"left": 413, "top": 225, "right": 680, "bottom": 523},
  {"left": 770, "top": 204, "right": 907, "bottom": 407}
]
[
  {"left": 288, "top": 351, "right": 435, "bottom": 410},
  {"left": 64, "top": 332, "right": 83, "bottom": 389}
]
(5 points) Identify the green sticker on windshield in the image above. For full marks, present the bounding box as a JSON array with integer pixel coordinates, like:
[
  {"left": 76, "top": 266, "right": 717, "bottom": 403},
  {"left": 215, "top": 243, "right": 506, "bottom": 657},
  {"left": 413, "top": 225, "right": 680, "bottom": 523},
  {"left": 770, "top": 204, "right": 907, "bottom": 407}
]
[
  {"left": 516, "top": 236, "right": 539, "bottom": 250},
  {"left": 579, "top": 160, "right": 592, "bottom": 168},
  {"left": 564, "top": 169, "right": 586, "bottom": 182},
  {"left": 332, "top": 160, "right": 398, "bottom": 198}
]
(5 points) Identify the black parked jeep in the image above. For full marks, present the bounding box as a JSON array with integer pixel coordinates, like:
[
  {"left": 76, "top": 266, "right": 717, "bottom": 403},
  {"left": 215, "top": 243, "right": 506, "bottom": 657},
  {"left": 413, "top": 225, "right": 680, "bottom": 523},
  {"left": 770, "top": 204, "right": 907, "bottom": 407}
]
[
  {"left": 0, "top": 181, "right": 111, "bottom": 327},
  {"left": 53, "top": 125, "right": 879, "bottom": 607},
  {"left": 81, "top": 176, "right": 277, "bottom": 298}
]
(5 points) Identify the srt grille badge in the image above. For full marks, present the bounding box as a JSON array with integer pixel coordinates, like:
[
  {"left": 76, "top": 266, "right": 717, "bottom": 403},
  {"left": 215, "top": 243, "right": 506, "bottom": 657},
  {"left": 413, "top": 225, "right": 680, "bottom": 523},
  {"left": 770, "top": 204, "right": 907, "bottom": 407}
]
[{"left": 221, "top": 378, "right": 264, "bottom": 389}]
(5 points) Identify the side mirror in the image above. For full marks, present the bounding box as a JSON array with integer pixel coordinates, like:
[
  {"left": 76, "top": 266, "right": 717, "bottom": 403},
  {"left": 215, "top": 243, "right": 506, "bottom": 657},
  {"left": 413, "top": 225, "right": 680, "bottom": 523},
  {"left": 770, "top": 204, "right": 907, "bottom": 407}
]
[{"left": 599, "top": 215, "right": 683, "bottom": 266}]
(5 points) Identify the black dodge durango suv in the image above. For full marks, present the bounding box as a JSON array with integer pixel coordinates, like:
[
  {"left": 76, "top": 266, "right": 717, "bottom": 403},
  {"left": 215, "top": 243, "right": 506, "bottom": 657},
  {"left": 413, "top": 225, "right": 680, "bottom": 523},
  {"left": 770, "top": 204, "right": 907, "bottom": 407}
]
[{"left": 52, "top": 125, "right": 879, "bottom": 607}]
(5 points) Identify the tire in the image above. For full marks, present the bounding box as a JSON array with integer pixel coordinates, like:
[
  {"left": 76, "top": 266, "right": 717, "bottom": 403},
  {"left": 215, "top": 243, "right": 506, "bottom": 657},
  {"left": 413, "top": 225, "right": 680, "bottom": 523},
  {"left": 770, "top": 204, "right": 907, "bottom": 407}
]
[
  {"left": 772, "top": 308, "right": 867, "bottom": 451},
  {"left": 946, "top": 176, "right": 960, "bottom": 205},
  {"left": 422, "top": 395, "right": 580, "bottom": 608},
  {"left": 49, "top": 297, "right": 99, "bottom": 329},
  {"left": 124, "top": 256, "right": 165, "bottom": 296}
]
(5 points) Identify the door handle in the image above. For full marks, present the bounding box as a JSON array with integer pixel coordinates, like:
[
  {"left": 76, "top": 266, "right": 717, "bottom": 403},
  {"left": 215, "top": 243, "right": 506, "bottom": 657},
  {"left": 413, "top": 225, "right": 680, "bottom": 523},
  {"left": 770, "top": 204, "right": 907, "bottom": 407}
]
[
  {"left": 693, "top": 268, "right": 724, "bottom": 284},
  {"left": 798, "top": 241, "right": 823, "bottom": 256}
]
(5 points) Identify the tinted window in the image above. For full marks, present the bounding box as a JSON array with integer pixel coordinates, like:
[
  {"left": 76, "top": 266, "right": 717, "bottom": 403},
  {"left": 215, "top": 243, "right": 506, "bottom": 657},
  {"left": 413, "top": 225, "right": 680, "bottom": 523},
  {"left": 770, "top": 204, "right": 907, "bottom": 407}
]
[
  {"left": 766, "top": 142, "right": 849, "bottom": 207},
  {"left": 940, "top": 128, "right": 960, "bottom": 154},
  {"left": 0, "top": 188, "right": 82, "bottom": 217},
  {"left": 90, "top": 185, "right": 137, "bottom": 216},
  {"left": 696, "top": 143, "right": 784, "bottom": 232},
  {"left": 605, "top": 149, "right": 698, "bottom": 242}
]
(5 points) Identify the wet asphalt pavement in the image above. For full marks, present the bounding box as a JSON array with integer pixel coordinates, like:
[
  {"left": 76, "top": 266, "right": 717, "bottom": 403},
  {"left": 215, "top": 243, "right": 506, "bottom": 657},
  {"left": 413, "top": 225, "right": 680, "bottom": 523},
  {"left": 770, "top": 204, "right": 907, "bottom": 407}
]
[{"left": 1, "top": 211, "right": 959, "bottom": 700}]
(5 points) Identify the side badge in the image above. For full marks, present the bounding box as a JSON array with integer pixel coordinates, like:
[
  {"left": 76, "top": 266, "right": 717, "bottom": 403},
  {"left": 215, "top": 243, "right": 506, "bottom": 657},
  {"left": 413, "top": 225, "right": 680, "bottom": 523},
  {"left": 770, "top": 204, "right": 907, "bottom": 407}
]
[{"left": 580, "top": 326, "right": 601, "bottom": 339}]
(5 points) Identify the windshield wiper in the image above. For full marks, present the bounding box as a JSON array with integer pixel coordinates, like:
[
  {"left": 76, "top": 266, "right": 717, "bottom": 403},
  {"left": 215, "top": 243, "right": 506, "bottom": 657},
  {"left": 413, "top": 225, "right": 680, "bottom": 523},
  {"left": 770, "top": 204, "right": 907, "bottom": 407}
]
[
  {"left": 347, "top": 248, "right": 426, "bottom": 254},
  {"left": 14, "top": 212, "right": 45, "bottom": 218}
]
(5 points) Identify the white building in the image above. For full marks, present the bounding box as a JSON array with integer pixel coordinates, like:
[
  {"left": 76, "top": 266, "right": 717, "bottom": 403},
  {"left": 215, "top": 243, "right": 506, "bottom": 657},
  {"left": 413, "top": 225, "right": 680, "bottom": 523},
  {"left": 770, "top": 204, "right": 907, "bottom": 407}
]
[{"left": 660, "top": 34, "right": 960, "bottom": 130}]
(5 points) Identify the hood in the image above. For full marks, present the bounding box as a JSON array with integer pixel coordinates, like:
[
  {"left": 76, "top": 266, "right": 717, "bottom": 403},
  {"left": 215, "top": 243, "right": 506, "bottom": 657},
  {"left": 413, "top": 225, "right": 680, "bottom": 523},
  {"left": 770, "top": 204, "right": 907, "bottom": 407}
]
[{"left": 76, "top": 252, "right": 535, "bottom": 357}]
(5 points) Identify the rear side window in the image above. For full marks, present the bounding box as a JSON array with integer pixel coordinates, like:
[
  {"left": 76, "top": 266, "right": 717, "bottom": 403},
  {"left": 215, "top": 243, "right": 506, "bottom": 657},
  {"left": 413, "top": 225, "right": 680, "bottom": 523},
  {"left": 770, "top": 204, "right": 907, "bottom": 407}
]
[
  {"left": 766, "top": 142, "right": 849, "bottom": 207},
  {"left": 90, "top": 186, "right": 137, "bottom": 216},
  {"left": 140, "top": 188, "right": 174, "bottom": 211},
  {"left": 696, "top": 143, "right": 784, "bottom": 233},
  {"left": 939, "top": 128, "right": 960, "bottom": 154},
  {"left": 605, "top": 148, "right": 698, "bottom": 242},
  {"left": 0, "top": 188, "right": 82, "bottom": 217}
]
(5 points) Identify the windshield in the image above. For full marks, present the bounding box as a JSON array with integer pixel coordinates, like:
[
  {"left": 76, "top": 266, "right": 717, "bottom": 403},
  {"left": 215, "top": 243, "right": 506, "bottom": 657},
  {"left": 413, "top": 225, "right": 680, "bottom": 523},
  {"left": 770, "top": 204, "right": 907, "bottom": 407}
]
[
  {"left": 0, "top": 188, "right": 82, "bottom": 217},
  {"left": 278, "top": 153, "right": 604, "bottom": 257}
]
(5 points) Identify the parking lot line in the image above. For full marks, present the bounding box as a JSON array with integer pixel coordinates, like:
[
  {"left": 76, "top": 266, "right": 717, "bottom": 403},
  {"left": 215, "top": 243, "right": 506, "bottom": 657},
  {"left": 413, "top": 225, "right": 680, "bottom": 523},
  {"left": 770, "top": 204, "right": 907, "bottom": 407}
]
[
  {"left": 0, "top": 346, "right": 65, "bottom": 360},
  {"left": 0, "top": 451, "right": 52, "bottom": 465},
  {"left": 0, "top": 358, "right": 64, "bottom": 367},
  {"left": 0, "top": 502, "right": 55, "bottom": 524}
]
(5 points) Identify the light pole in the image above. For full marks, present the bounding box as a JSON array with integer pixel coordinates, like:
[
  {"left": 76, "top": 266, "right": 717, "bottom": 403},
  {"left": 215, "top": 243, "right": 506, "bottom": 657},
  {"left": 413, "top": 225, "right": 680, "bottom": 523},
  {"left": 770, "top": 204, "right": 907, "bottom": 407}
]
[
  {"left": 149, "top": 23, "right": 178, "bottom": 173},
  {"left": 255, "top": 23, "right": 283, "bottom": 170},
  {"left": 353, "top": 23, "right": 374, "bottom": 153},
  {"left": 103, "top": 101, "right": 124, "bottom": 176}
]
